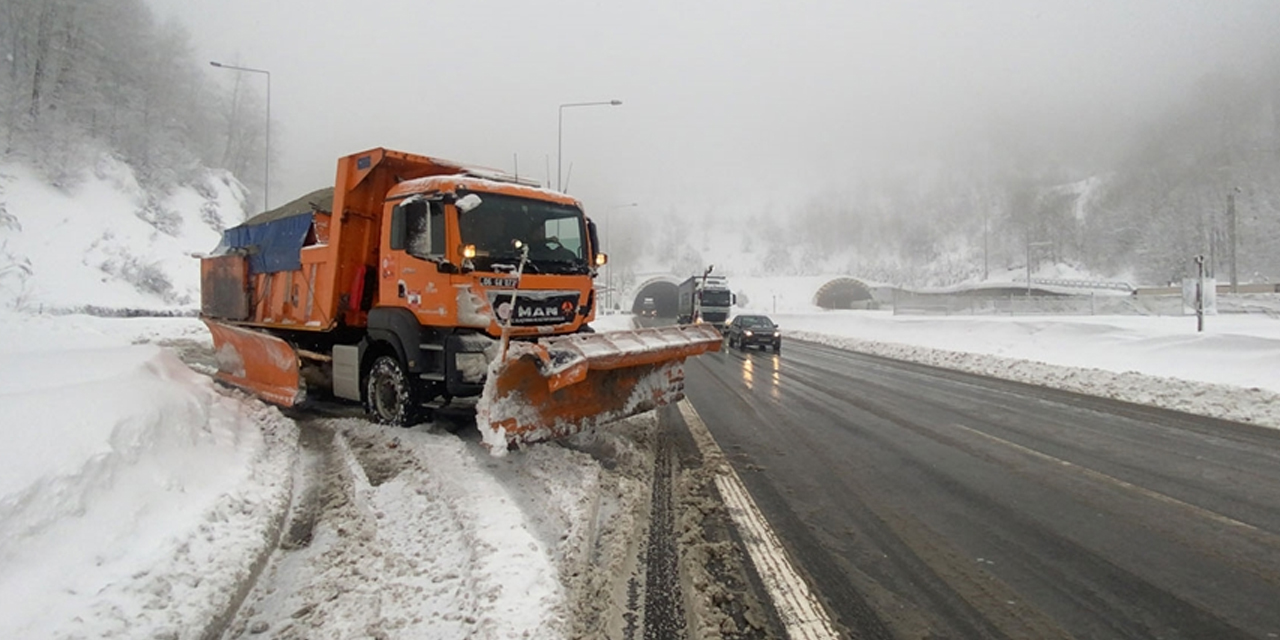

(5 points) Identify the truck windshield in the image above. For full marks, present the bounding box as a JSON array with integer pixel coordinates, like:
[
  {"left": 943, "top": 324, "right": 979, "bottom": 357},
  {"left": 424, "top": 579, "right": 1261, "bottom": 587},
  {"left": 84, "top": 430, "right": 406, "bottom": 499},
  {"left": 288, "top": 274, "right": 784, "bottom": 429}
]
[
  {"left": 458, "top": 193, "right": 588, "bottom": 274},
  {"left": 702, "top": 290, "right": 732, "bottom": 306}
]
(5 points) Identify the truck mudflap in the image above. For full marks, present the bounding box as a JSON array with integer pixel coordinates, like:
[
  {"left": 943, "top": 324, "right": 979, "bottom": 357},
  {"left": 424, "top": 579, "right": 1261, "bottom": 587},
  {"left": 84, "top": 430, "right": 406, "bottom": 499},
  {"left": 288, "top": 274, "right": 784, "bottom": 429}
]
[
  {"left": 475, "top": 324, "right": 722, "bottom": 453},
  {"left": 203, "top": 319, "right": 304, "bottom": 407}
]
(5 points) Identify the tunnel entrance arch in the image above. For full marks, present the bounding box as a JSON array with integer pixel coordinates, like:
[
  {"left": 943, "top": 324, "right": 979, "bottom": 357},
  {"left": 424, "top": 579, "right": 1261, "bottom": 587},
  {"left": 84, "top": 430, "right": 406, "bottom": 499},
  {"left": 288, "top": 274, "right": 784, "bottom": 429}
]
[
  {"left": 630, "top": 277, "right": 680, "bottom": 317},
  {"left": 814, "top": 277, "right": 875, "bottom": 309}
]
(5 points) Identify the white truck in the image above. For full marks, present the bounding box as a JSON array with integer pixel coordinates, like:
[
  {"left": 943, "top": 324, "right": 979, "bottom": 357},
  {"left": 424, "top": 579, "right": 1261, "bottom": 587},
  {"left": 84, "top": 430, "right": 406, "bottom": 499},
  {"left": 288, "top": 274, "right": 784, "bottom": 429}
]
[{"left": 676, "top": 268, "right": 734, "bottom": 330}]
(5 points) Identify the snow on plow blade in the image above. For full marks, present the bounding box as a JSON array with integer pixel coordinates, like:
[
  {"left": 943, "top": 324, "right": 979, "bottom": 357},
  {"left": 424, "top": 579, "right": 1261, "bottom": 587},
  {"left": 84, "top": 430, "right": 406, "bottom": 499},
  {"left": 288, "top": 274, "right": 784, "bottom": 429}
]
[
  {"left": 476, "top": 324, "right": 723, "bottom": 452},
  {"left": 203, "top": 319, "right": 304, "bottom": 407}
]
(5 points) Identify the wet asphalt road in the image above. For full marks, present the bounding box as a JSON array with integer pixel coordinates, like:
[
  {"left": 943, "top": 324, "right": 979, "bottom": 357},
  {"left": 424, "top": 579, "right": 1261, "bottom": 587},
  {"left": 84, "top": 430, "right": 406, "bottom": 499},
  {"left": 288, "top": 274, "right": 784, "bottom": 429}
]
[{"left": 681, "top": 336, "right": 1280, "bottom": 640}]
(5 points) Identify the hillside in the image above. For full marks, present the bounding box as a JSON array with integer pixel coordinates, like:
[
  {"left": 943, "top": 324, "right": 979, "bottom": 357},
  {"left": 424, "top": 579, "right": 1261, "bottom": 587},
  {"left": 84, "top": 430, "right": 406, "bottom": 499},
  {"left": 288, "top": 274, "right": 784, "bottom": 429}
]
[{"left": 0, "top": 155, "right": 246, "bottom": 312}]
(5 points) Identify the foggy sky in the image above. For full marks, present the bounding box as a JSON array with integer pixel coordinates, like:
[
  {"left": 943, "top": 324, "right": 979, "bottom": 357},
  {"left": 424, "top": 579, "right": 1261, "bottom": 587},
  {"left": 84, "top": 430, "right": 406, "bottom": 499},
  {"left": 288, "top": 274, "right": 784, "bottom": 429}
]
[{"left": 147, "top": 0, "right": 1280, "bottom": 220}]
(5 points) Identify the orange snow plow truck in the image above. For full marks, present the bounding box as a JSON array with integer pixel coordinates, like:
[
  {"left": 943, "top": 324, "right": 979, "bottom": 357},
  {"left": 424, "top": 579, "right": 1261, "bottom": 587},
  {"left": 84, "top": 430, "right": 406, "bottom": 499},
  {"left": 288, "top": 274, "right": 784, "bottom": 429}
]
[{"left": 200, "top": 148, "right": 720, "bottom": 451}]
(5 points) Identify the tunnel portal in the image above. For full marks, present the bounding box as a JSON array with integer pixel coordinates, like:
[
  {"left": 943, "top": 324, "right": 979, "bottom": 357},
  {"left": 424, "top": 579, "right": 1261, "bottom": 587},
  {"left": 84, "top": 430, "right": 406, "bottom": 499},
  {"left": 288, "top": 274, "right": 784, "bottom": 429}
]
[
  {"left": 813, "top": 278, "right": 875, "bottom": 309},
  {"left": 631, "top": 280, "right": 680, "bottom": 317}
]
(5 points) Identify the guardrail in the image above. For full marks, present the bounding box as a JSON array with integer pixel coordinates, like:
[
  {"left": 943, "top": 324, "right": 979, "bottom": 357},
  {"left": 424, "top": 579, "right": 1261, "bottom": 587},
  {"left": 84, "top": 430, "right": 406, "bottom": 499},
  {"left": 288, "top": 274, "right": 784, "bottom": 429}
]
[{"left": 1030, "top": 278, "right": 1134, "bottom": 292}]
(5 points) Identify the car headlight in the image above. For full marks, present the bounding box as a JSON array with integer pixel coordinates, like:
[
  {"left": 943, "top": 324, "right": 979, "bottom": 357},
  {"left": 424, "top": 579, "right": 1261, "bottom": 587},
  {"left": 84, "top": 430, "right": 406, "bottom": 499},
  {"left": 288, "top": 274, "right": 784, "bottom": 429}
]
[
  {"left": 773, "top": 331, "right": 780, "bottom": 337},
  {"left": 744, "top": 330, "right": 753, "bottom": 336}
]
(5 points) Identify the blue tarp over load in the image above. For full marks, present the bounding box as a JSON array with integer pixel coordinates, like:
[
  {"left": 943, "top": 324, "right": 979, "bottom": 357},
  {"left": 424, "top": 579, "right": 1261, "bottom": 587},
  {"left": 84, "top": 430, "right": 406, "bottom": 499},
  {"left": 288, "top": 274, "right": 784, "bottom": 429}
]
[
  {"left": 219, "top": 214, "right": 313, "bottom": 274},
  {"left": 213, "top": 187, "right": 334, "bottom": 274}
]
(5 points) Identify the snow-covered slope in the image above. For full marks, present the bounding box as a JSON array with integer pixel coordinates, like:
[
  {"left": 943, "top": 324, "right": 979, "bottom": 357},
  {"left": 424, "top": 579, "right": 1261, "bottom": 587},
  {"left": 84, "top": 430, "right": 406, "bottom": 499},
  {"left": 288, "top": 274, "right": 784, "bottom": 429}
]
[{"left": 0, "top": 156, "right": 246, "bottom": 312}]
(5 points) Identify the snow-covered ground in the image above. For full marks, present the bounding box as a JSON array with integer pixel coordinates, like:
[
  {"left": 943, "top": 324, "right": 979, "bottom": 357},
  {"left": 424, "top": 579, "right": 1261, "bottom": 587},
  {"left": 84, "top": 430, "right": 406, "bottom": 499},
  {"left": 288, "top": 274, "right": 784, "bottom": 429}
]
[{"left": 4, "top": 306, "right": 1280, "bottom": 637}]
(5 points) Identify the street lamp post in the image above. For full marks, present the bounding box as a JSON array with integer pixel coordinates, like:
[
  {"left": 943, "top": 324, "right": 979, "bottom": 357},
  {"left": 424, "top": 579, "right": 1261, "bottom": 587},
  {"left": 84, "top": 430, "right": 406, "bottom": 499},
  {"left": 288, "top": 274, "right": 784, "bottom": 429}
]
[
  {"left": 211, "top": 61, "right": 271, "bottom": 211},
  {"left": 557, "top": 100, "right": 622, "bottom": 192},
  {"left": 983, "top": 210, "right": 989, "bottom": 281},
  {"left": 605, "top": 202, "right": 638, "bottom": 312},
  {"left": 1227, "top": 188, "right": 1240, "bottom": 293}
]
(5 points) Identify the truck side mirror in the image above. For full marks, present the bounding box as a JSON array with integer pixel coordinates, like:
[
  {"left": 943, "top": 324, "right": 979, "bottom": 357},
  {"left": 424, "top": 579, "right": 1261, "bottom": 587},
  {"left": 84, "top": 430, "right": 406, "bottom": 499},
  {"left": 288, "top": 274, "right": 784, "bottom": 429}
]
[
  {"left": 456, "top": 193, "right": 483, "bottom": 213},
  {"left": 586, "top": 218, "right": 602, "bottom": 266}
]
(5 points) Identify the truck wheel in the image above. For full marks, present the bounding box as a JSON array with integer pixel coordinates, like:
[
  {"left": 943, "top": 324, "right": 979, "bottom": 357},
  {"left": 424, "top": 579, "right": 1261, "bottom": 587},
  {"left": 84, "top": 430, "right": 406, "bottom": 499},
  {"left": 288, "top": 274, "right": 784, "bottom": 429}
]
[{"left": 365, "top": 355, "right": 419, "bottom": 427}]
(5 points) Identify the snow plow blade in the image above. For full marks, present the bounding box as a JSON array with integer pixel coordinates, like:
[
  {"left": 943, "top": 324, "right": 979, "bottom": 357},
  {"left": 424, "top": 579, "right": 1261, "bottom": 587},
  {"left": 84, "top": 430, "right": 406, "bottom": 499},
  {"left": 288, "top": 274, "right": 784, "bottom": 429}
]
[
  {"left": 203, "top": 319, "right": 304, "bottom": 407},
  {"left": 477, "top": 324, "right": 723, "bottom": 452}
]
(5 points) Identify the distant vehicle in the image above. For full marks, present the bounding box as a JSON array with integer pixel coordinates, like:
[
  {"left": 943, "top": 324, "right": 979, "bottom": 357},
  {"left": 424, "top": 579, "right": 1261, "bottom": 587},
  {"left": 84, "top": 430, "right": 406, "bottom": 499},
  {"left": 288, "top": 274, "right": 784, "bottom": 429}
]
[
  {"left": 640, "top": 296, "right": 657, "bottom": 317},
  {"left": 676, "top": 267, "right": 734, "bottom": 329},
  {"left": 726, "top": 314, "right": 781, "bottom": 353}
]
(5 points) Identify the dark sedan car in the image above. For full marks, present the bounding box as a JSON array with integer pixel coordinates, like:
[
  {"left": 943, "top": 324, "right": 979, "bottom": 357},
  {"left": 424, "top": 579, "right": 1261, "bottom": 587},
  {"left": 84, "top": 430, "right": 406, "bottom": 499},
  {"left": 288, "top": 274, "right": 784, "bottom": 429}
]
[{"left": 726, "top": 314, "right": 781, "bottom": 352}]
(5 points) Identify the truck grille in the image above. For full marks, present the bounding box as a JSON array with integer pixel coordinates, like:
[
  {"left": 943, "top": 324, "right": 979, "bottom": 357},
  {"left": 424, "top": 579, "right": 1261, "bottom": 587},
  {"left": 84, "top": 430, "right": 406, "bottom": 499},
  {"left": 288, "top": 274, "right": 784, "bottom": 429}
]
[{"left": 487, "top": 290, "right": 580, "bottom": 326}]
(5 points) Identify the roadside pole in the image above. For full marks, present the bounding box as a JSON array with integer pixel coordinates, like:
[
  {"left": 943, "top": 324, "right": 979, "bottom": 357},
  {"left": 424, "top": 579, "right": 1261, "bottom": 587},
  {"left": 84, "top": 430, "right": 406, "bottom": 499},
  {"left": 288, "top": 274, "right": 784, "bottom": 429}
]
[{"left": 1195, "top": 254, "right": 1206, "bottom": 333}]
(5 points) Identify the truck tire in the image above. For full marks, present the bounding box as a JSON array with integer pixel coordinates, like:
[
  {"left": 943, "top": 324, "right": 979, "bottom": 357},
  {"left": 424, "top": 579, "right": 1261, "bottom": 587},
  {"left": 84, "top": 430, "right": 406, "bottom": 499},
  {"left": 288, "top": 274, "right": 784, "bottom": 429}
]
[{"left": 365, "top": 355, "right": 419, "bottom": 427}]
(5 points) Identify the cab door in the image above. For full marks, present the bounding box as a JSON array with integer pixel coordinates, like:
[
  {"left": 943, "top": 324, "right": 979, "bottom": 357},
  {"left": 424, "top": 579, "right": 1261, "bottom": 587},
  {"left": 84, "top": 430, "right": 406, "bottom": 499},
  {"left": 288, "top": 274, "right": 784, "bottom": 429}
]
[{"left": 382, "top": 199, "right": 453, "bottom": 321}]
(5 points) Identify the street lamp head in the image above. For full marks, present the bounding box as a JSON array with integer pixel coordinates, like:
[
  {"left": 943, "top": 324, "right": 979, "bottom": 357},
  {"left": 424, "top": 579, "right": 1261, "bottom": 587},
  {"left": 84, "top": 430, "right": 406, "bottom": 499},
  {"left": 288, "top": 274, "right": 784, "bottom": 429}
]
[
  {"left": 209, "top": 60, "right": 271, "bottom": 209},
  {"left": 557, "top": 98, "right": 624, "bottom": 191}
]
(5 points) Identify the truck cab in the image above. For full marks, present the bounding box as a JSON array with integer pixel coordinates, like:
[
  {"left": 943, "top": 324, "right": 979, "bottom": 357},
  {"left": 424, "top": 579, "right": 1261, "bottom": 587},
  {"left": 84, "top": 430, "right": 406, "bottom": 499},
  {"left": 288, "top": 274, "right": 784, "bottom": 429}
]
[
  {"left": 365, "top": 175, "right": 604, "bottom": 411},
  {"left": 380, "top": 175, "right": 601, "bottom": 339}
]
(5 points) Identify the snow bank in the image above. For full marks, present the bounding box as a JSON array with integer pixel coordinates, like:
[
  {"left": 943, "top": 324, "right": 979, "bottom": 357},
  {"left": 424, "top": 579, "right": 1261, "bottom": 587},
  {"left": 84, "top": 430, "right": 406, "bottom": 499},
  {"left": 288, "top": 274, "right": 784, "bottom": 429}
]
[
  {"left": 0, "top": 312, "right": 296, "bottom": 639},
  {"left": 777, "top": 311, "right": 1280, "bottom": 393},
  {"left": 781, "top": 311, "right": 1280, "bottom": 430}
]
